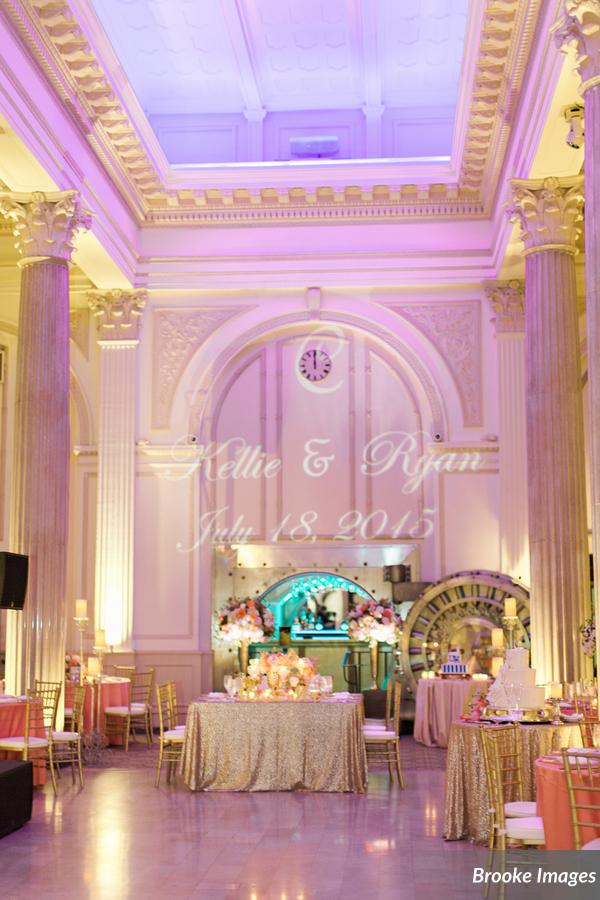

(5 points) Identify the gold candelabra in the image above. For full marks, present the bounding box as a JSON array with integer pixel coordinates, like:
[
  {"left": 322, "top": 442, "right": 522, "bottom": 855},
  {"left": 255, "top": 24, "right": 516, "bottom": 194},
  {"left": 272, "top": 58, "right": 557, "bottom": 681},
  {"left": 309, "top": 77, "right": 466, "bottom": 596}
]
[
  {"left": 501, "top": 615, "right": 520, "bottom": 650},
  {"left": 73, "top": 618, "right": 88, "bottom": 685}
]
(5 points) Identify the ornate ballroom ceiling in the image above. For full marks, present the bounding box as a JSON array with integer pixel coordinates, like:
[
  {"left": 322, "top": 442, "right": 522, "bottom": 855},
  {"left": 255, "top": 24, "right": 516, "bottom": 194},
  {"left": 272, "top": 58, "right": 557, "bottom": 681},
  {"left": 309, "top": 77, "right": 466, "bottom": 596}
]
[
  {"left": 89, "top": 0, "right": 468, "bottom": 165},
  {"left": 0, "top": 0, "right": 561, "bottom": 227}
]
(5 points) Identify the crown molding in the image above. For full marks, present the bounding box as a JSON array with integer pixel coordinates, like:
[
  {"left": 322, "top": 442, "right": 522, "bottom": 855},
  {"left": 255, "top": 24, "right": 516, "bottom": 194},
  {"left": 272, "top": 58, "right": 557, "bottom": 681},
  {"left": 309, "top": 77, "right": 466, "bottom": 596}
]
[{"left": 1, "top": 0, "right": 543, "bottom": 226}]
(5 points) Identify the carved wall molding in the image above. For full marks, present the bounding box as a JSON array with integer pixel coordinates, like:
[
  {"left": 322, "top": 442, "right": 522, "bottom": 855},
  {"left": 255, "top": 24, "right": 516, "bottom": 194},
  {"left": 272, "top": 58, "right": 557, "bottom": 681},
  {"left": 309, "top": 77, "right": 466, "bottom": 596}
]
[
  {"left": 88, "top": 289, "right": 147, "bottom": 341},
  {"left": 153, "top": 307, "right": 254, "bottom": 430},
  {"left": 507, "top": 175, "right": 584, "bottom": 254},
  {"left": 69, "top": 307, "right": 89, "bottom": 357},
  {"left": 0, "top": 189, "right": 91, "bottom": 261},
  {"left": 1, "top": 0, "right": 542, "bottom": 223},
  {"left": 385, "top": 301, "right": 482, "bottom": 427},
  {"left": 485, "top": 280, "right": 525, "bottom": 333}
]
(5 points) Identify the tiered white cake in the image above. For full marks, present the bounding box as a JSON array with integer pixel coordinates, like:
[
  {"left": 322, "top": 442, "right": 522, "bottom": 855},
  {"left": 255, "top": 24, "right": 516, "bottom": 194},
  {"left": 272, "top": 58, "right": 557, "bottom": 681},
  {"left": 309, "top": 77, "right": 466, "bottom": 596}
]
[{"left": 486, "top": 647, "right": 546, "bottom": 710}]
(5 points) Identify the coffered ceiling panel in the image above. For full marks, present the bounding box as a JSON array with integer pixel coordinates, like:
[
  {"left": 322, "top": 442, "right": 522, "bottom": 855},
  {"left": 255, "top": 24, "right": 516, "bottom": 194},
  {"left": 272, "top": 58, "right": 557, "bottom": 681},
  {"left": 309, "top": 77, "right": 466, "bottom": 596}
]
[{"left": 90, "top": 0, "right": 468, "bottom": 163}]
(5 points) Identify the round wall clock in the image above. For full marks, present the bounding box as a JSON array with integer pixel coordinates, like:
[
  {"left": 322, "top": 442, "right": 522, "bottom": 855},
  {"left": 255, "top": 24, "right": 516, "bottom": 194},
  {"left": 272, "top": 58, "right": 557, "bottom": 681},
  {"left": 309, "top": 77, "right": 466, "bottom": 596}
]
[{"left": 298, "top": 348, "right": 332, "bottom": 382}]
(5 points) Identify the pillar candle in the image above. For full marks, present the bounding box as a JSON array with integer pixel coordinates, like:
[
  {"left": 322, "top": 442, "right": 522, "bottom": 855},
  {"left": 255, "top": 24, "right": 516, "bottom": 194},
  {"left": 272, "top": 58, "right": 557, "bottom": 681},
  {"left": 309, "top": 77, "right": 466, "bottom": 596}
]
[
  {"left": 504, "top": 598, "right": 517, "bottom": 618},
  {"left": 87, "top": 657, "right": 100, "bottom": 676},
  {"left": 94, "top": 628, "right": 106, "bottom": 648},
  {"left": 75, "top": 598, "right": 87, "bottom": 619},
  {"left": 549, "top": 682, "right": 563, "bottom": 700},
  {"left": 491, "top": 628, "right": 504, "bottom": 650}
]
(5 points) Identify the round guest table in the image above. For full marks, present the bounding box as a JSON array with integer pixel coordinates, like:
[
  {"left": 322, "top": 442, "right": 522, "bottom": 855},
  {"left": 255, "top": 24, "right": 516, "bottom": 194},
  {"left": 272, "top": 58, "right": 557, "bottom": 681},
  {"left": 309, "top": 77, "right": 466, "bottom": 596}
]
[
  {"left": 414, "top": 678, "right": 487, "bottom": 748},
  {"left": 536, "top": 758, "right": 600, "bottom": 850},
  {"left": 65, "top": 677, "right": 130, "bottom": 743},
  {"left": 0, "top": 697, "right": 46, "bottom": 785},
  {"left": 444, "top": 720, "right": 582, "bottom": 843}
]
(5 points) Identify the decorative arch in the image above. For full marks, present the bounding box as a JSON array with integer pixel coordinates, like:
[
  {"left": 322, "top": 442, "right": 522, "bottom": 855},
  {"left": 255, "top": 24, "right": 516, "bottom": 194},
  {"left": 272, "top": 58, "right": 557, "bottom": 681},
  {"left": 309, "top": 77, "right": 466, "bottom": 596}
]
[
  {"left": 180, "top": 310, "right": 449, "bottom": 439},
  {"left": 69, "top": 369, "right": 94, "bottom": 446},
  {"left": 401, "top": 570, "right": 530, "bottom": 695}
]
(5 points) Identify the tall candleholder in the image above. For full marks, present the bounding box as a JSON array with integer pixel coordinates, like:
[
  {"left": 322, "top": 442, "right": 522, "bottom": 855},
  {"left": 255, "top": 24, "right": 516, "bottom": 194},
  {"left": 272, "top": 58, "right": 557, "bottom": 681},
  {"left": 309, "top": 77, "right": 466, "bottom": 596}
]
[
  {"left": 501, "top": 615, "right": 520, "bottom": 649},
  {"left": 92, "top": 643, "right": 111, "bottom": 677},
  {"left": 73, "top": 617, "right": 89, "bottom": 685}
]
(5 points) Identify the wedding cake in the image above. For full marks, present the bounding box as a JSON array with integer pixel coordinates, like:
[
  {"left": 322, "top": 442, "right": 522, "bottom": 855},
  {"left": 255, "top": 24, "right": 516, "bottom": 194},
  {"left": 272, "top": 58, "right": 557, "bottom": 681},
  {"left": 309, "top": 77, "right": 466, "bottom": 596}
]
[
  {"left": 486, "top": 647, "right": 546, "bottom": 710},
  {"left": 441, "top": 648, "right": 467, "bottom": 676}
]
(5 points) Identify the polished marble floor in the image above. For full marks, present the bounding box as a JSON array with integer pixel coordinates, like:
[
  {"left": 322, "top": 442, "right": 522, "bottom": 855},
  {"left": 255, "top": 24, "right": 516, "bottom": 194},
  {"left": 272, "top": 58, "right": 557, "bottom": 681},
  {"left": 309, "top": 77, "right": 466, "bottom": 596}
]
[{"left": 0, "top": 740, "right": 486, "bottom": 900}]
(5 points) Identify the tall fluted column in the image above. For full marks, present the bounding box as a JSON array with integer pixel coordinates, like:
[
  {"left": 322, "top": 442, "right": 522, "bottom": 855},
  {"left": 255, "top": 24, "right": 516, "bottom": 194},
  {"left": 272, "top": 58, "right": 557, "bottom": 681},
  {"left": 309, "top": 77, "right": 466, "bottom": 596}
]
[
  {"left": 508, "top": 176, "right": 590, "bottom": 683},
  {"left": 485, "top": 281, "right": 530, "bottom": 584},
  {"left": 88, "top": 290, "right": 146, "bottom": 649},
  {"left": 553, "top": 0, "right": 600, "bottom": 677},
  {"left": 0, "top": 191, "right": 90, "bottom": 696}
]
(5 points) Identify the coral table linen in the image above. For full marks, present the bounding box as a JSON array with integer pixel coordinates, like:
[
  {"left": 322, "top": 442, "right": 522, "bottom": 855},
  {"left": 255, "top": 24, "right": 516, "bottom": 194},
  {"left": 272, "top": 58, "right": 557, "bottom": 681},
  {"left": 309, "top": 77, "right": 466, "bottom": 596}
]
[
  {"left": 444, "top": 720, "right": 583, "bottom": 843},
  {"left": 65, "top": 677, "right": 130, "bottom": 742},
  {"left": 535, "top": 759, "right": 600, "bottom": 850},
  {"left": 414, "top": 678, "right": 479, "bottom": 748},
  {"left": 181, "top": 695, "right": 368, "bottom": 792},
  {"left": 0, "top": 698, "right": 46, "bottom": 785}
]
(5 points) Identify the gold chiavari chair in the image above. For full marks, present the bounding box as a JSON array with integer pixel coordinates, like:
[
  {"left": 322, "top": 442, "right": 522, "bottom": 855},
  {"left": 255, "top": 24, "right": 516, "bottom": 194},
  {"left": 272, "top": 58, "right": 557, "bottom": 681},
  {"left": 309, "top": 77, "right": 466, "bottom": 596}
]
[
  {"left": 155, "top": 682, "right": 185, "bottom": 787},
  {"left": 167, "top": 681, "right": 186, "bottom": 733},
  {"left": 111, "top": 665, "right": 137, "bottom": 679},
  {"left": 364, "top": 681, "right": 404, "bottom": 787},
  {"left": 479, "top": 725, "right": 537, "bottom": 850},
  {"left": 363, "top": 675, "right": 394, "bottom": 731},
  {"left": 52, "top": 684, "right": 85, "bottom": 787},
  {"left": 33, "top": 680, "right": 62, "bottom": 732},
  {"left": 0, "top": 690, "right": 58, "bottom": 794},
  {"left": 480, "top": 725, "right": 543, "bottom": 850},
  {"left": 104, "top": 668, "right": 155, "bottom": 751},
  {"left": 574, "top": 697, "right": 599, "bottom": 749},
  {"left": 562, "top": 748, "right": 600, "bottom": 849}
]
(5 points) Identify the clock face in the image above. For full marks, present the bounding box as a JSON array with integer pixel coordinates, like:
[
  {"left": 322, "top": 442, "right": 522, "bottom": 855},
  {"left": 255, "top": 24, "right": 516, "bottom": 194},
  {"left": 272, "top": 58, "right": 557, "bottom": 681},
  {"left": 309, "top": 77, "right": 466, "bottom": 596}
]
[{"left": 299, "top": 348, "right": 332, "bottom": 382}]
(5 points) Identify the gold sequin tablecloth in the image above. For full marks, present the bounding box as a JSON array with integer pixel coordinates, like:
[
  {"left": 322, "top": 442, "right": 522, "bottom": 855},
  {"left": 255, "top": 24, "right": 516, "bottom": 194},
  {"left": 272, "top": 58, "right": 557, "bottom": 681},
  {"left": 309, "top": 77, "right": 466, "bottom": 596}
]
[
  {"left": 443, "top": 720, "right": 583, "bottom": 843},
  {"left": 181, "top": 695, "right": 368, "bottom": 792}
]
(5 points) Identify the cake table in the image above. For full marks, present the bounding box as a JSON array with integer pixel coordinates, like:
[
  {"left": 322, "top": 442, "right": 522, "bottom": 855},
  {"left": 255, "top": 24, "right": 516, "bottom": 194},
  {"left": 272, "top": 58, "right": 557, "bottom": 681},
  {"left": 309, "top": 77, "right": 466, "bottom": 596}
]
[
  {"left": 414, "top": 678, "right": 485, "bottom": 748},
  {"left": 444, "top": 720, "right": 583, "bottom": 843}
]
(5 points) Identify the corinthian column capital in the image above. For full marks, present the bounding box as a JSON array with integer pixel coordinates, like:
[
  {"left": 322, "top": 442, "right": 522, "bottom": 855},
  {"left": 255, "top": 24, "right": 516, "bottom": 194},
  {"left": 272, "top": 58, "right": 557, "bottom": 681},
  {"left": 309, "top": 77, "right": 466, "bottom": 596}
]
[
  {"left": 0, "top": 190, "right": 91, "bottom": 262},
  {"left": 485, "top": 280, "right": 525, "bottom": 333},
  {"left": 88, "top": 289, "right": 147, "bottom": 341},
  {"left": 506, "top": 176, "right": 584, "bottom": 255},
  {"left": 552, "top": 0, "right": 600, "bottom": 91}
]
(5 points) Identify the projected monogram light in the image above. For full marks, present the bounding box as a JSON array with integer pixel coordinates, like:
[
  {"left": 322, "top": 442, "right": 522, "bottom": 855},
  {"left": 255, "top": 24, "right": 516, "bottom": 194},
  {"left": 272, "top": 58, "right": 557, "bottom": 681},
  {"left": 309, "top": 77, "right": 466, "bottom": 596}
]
[{"left": 174, "top": 432, "right": 482, "bottom": 551}]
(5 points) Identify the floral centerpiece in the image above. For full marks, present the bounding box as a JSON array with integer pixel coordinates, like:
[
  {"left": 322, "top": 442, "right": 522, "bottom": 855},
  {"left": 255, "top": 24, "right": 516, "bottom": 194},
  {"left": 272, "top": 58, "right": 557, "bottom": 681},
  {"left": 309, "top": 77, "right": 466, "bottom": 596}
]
[
  {"left": 65, "top": 653, "right": 81, "bottom": 682},
  {"left": 240, "top": 649, "right": 321, "bottom": 701},
  {"left": 581, "top": 614, "right": 597, "bottom": 674},
  {"left": 215, "top": 598, "right": 275, "bottom": 673},
  {"left": 348, "top": 599, "right": 402, "bottom": 689}
]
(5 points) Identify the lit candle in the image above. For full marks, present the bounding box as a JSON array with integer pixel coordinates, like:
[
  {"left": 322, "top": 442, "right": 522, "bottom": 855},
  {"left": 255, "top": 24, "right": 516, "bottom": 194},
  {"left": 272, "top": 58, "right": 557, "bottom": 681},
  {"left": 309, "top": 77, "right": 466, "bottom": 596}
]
[
  {"left": 491, "top": 628, "right": 504, "bottom": 650},
  {"left": 504, "top": 598, "right": 517, "bottom": 618},
  {"left": 549, "top": 682, "right": 563, "bottom": 700},
  {"left": 75, "top": 599, "right": 88, "bottom": 620},
  {"left": 94, "top": 628, "right": 106, "bottom": 648},
  {"left": 472, "top": 673, "right": 488, "bottom": 681},
  {"left": 87, "top": 657, "right": 101, "bottom": 677}
]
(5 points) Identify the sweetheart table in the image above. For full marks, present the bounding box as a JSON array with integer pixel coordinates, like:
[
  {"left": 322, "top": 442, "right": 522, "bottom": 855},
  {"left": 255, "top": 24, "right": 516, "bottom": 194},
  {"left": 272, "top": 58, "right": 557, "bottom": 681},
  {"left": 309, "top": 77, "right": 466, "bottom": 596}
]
[{"left": 181, "top": 693, "right": 368, "bottom": 792}]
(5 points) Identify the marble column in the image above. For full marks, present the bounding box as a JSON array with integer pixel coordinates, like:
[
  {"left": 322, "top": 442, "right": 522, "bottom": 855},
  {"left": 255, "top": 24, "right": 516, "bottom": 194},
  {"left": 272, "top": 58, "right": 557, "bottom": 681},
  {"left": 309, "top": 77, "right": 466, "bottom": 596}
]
[
  {"left": 507, "top": 176, "right": 590, "bottom": 683},
  {"left": 553, "top": 0, "right": 600, "bottom": 677},
  {"left": 485, "top": 281, "right": 530, "bottom": 585},
  {"left": 0, "top": 190, "right": 90, "bottom": 696},
  {"left": 88, "top": 290, "right": 146, "bottom": 649}
]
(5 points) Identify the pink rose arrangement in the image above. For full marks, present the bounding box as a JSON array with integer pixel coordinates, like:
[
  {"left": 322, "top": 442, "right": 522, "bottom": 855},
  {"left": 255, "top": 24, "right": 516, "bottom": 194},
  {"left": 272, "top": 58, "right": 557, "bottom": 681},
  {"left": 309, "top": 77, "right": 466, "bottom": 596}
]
[
  {"left": 347, "top": 599, "right": 402, "bottom": 644},
  {"left": 215, "top": 598, "right": 275, "bottom": 644},
  {"left": 242, "top": 649, "right": 320, "bottom": 700}
]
